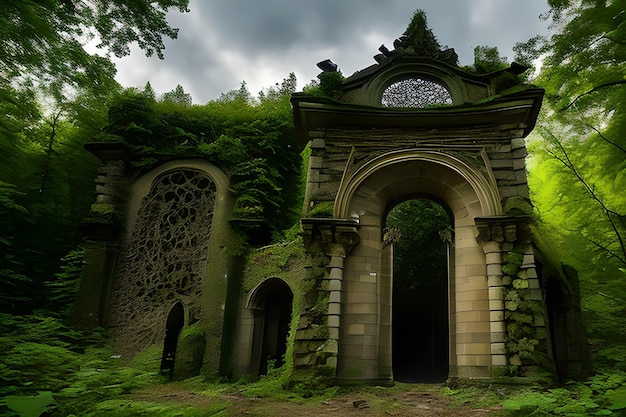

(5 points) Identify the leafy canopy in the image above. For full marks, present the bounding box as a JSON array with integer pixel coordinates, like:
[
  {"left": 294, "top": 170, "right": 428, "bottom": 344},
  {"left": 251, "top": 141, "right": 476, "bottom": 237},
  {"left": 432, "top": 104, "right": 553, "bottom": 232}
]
[
  {"left": 102, "top": 75, "right": 303, "bottom": 242},
  {"left": 0, "top": 0, "right": 189, "bottom": 104},
  {"left": 526, "top": 0, "right": 626, "bottom": 371}
]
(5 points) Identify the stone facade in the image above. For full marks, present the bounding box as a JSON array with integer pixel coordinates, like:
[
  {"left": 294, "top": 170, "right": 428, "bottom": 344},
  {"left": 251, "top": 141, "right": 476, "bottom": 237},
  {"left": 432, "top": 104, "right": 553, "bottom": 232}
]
[
  {"left": 291, "top": 51, "right": 555, "bottom": 383},
  {"left": 73, "top": 42, "right": 590, "bottom": 384}
]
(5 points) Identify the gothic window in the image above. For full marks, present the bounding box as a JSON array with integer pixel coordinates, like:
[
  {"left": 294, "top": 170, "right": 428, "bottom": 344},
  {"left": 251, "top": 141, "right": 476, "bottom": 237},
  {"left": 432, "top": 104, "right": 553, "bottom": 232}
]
[
  {"left": 381, "top": 77, "right": 453, "bottom": 108},
  {"left": 108, "top": 169, "right": 216, "bottom": 350}
]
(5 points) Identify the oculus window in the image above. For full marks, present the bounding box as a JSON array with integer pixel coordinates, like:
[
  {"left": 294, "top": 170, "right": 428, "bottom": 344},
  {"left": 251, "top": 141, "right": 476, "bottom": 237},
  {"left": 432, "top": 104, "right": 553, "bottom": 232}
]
[{"left": 381, "top": 78, "right": 453, "bottom": 108}]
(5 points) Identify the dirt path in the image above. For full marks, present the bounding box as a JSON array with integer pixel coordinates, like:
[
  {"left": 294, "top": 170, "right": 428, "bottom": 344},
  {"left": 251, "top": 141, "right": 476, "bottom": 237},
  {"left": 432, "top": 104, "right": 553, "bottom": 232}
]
[
  {"left": 226, "top": 391, "right": 504, "bottom": 416},
  {"left": 132, "top": 383, "right": 506, "bottom": 416}
]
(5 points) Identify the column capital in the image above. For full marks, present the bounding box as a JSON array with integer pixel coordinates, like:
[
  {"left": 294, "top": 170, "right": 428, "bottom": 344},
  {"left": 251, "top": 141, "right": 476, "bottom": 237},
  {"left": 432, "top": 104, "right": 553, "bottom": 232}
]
[
  {"left": 475, "top": 215, "right": 533, "bottom": 245},
  {"left": 301, "top": 218, "right": 360, "bottom": 256},
  {"left": 84, "top": 142, "right": 137, "bottom": 169}
]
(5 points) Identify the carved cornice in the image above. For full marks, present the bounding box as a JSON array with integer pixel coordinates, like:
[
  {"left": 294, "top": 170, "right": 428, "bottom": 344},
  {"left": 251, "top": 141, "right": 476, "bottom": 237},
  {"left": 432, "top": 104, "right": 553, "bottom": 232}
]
[{"left": 292, "top": 88, "right": 544, "bottom": 139}]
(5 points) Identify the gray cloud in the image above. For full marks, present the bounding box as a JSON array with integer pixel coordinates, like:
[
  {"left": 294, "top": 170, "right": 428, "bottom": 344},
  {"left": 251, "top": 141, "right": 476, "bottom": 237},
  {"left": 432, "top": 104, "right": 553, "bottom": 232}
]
[{"left": 112, "top": 0, "right": 550, "bottom": 103}]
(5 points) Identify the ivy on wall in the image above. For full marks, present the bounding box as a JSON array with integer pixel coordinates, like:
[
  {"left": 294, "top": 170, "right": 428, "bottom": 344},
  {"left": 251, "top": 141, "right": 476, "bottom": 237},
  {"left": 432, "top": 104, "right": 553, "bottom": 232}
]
[{"left": 99, "top": 78, "right": 303, "bottom": 242}]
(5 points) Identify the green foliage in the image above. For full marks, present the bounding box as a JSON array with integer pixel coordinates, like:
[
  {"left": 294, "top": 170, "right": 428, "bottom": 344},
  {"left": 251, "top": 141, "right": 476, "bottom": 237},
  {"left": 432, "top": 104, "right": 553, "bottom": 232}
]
[
  {"left": 385, "top": 198, "right": 451, "bottom": 292},
  {"left": 44, "top": 247, "right": 85, "bottom": 317},
  {"left": 0, "top": 96, "right": 101, "bottom": 315},
  {"left": 241, "top": 362, "right": 337, "bottom": 401},
  {"left": 0, "top": 183, "right": 33, "bottom": 312},
  {"left": 0, "top": 0, "right": 188, "bottom": 107},
  {"left": 0, "top": 314, "right": 168, "bottom": 416},
  {"left": 403, "top": 10, "right": 442, "bottom": 54},
  {"left": 244, "top": 234, "right": 306, "bottom": 292},
  {"left": 104, "top": 75, "right": 303, "bottom": 241},
  {"left": 4, "top": 391, "right": 56, "bottom": 417},
  {"left": 444, "top": 384, "right": 511, "bottom": 409},
  {"left": 472, "top": 46, "right": 509, "bottom": 73},
  {"left": 307, "top": 201, "right": 334, "bottom": 218},
  {"left": 503, "top": 252, "right": 524, "bottom": 277},
  {"left": 160, "top": 84, "right": 192, "bottom": 107},
  {"left": 0, "top": 314, "right": 103, "bottom": 397},
  {"left": 502, "top": 371, "right": 626, "bottom": 416},
  {"left": 317, "top": 71, "right": 345, "bottom": 100},
  {"left": 82, "top": 399, "right": 227, "bottom": 417},
  {"left": 526, "top": 0, "right": 626, "bottom": 376}
]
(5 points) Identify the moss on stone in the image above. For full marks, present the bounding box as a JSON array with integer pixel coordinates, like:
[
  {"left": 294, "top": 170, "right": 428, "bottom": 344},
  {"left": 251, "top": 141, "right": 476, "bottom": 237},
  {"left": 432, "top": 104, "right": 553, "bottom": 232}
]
[{"left": 307, "top": 201, "right": 334, "bottom": 218}]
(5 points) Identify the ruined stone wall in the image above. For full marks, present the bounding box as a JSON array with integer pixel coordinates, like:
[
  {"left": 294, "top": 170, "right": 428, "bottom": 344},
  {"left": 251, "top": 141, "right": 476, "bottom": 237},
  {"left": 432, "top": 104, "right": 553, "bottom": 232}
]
[{"left": 107, "top": 169, "right": 217, "bottom": 357}]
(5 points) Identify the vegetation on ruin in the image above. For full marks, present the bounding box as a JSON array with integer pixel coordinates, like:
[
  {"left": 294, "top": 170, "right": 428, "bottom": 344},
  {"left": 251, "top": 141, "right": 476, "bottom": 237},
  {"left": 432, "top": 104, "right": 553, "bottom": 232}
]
[
  {"left": 99, "top": 73, "right": 303, "bottom": 242},
  {"left": 2, "top": 1, "right": 626, "bottom": 416}
]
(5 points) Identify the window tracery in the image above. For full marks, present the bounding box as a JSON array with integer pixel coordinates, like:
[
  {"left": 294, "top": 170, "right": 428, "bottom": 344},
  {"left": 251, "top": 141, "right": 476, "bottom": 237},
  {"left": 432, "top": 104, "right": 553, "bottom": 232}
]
[
  {"left": 108, "top": 169, "right": 216, "bottom": 351},
  {"left": 381, "top": 77, "right": 453, "bottom": 108}
]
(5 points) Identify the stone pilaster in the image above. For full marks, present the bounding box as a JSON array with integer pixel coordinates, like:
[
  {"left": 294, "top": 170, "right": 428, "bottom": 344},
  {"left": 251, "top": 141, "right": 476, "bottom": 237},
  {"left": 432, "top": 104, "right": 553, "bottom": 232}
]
[
  {"left": 296, "top": 218, "right": 359, "bottom": 375},
  {"left": 476, "top": 215, "right": 550, "bottom": 378},
  {"left": 71, "top": 143, "right": 135, "bottom": 326}
]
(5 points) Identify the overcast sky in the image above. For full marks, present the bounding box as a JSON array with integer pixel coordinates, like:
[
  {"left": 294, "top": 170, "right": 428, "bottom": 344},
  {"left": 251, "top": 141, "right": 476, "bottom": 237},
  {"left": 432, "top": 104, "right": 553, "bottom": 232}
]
[{"left": 111, "top": 0, "right": 551, "bottom": 104}]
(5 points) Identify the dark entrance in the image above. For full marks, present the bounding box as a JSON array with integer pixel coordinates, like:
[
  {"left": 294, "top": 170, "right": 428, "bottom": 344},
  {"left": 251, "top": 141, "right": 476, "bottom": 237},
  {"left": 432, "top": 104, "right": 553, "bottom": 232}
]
[
  {"left": 250, "top": 278, "right": 293, "bottom": 377},
  {"left": 387, "top": 198, "right": 451, "bottom": 382},
  {"left": 160, "top": 301, "right": 184, "bottom": 378}
]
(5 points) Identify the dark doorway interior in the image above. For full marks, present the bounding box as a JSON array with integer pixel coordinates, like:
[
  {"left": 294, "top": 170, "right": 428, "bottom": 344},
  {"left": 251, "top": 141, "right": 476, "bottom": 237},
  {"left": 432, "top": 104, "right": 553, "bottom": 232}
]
[
  {"left": 386, "top": 198, "right": 451, "bottom": 383},
  {"left": 160, "top": 301, "right": 184, "bottom": 378},
  {"left": 251, "top": 279, "right": 293, "bottom": 377}
]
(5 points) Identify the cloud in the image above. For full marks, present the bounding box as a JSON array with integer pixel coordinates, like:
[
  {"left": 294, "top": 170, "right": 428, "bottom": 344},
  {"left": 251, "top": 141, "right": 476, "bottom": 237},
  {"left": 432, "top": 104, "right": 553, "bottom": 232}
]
[{"left": 111, "top": 0, "right": 550, "bottom": 103}]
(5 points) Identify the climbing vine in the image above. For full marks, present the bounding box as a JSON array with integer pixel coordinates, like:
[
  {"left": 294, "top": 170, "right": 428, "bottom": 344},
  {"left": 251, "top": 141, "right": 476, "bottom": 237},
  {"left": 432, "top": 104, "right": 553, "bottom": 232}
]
[{"left": 100, "top": 77, "right": 303, "bottom": 242}]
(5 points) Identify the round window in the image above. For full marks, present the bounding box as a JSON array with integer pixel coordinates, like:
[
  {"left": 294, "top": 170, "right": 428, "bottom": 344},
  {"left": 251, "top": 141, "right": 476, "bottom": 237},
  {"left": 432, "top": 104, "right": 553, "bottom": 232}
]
[{"left": 381, "top": 78, "right": 453, "bottom": 108}]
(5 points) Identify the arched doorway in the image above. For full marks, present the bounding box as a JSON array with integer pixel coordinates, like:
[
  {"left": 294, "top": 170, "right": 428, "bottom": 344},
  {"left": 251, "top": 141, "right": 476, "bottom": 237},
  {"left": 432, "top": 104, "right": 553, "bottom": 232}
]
[
  {"left": 160, "top": 301, "right": 185, "bottom": 378},
  {"left": 386, "top": 198, "right": 452, "bottom": 382},
  {"left": 248, "top": 278, "right": 293, "bottom": 377},
  {"left": 334, "top": 152, "right": 499, "bottom": 383}
]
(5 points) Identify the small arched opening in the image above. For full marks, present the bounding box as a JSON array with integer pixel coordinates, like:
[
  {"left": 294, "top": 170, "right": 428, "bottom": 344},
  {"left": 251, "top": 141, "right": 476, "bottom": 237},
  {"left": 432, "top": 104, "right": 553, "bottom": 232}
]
[
  {"left": 248, "top": 278, "right": 293, "bottom": 377},
  {"left": 160, "top": 301, "right": 185, "bottom": 378},
  {"left": 385, "top": 197, "right": 452, "bottom": 382}
]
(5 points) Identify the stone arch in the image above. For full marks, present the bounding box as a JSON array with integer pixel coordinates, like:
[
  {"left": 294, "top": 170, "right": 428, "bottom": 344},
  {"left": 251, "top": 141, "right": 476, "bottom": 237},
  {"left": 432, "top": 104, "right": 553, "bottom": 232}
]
[
  {"left": 335, "top": 150, "right": 502, "bottom": 219},
  {"left": 246, "top": 278, "right": 294, "bottom": 377},
  {"left": 125, "top": 159, "right": 230, "bottom": 238},
  {"left": 160, "top": 301, "right": 185, "bottom": 378},
  {"left": 334, "top": 150, "right": 502, "bottom": 383}
]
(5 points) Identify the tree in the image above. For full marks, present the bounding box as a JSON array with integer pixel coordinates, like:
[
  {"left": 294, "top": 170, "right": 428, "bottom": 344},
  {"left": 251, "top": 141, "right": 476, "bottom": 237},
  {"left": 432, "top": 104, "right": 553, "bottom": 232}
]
[
  {"left": 161, "top": 84, "right": 192, "bottom": 107},
  {"left": 0, "top": 0, "right": 189, "bottom": 106},
  {"left": 471, "top": 46, "right": 509, "bottom": 73},
  {"left": 525, "top": 0, "right": 626, "bottom": 370},
  {"left": 527, "top": 0, "right": 626, "bottom": 267}
]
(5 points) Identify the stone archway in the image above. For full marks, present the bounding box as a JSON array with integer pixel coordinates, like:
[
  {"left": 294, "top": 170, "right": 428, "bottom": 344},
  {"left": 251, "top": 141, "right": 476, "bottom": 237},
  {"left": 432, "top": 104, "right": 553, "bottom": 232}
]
[
  {"left": 247, "top": 278, "right": 294, "bottom": 377},
  {"left": 161, "top": 301, "right": 185, "bottom": 378},
  {"left": 334, "top": 154, "right": 499, "bottom": 383},
  {"left": 386, "top": 197, "right": 452, "bottom": 383},
  {"left": 292, "top": 46, "right": 557, "bottom": 383}
]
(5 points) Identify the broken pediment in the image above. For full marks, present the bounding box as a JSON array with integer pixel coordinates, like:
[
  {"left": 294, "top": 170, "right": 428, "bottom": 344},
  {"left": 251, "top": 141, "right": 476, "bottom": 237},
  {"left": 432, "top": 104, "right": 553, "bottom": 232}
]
[{"left": 298, "top": 9, "right": 533, "bottom": 112}]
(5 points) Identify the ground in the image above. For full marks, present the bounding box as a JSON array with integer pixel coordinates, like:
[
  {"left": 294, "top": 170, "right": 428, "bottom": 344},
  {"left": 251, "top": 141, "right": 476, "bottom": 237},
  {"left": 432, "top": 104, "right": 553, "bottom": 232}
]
[{"left": 130, "top": 381, "right": 508, "bottom": 416}]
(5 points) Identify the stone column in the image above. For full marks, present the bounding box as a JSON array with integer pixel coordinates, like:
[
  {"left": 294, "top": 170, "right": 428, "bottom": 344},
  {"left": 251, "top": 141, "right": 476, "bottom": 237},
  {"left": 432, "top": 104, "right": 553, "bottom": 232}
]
[
  {"left": 302, "top": 133, "right": 326, "bottom": 215},
  {"left": 298, "top": 218, "right": 359, "bottom": 376},
  {"left": 482, "top": 240, "right": 507, "bottom": 370},
  {"left": 325, "top": 253, "right": 345, "bottom": 369},
  {"left": 71, "top": 143, "right": 135, "bottom": 326},
  {"left": 476, "top": 215, "right": 550, "bottom": 378}
]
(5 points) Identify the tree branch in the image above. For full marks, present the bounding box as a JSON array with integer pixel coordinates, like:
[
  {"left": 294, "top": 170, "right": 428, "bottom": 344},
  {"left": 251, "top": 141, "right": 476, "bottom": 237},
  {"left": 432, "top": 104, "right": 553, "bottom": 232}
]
[
  {"left": 582, "top": 121, "right": 626, "bottom": 156},
  {"left": 39, "top": 111, "right": 62, "bottom": 194},
  {"left": 559, "top": 80, "right": 626, "bottom": 112},
  {"left": 582, "top": 232, "right": 626, "bottom": 267},
  {"left": 545, "top": 131, "right": 626, "bottom": 260}
]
